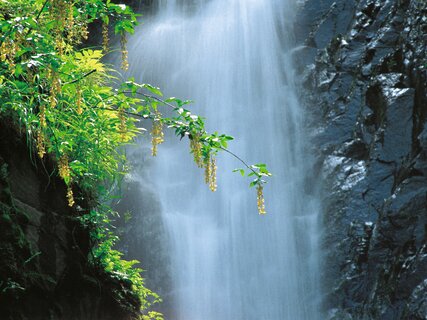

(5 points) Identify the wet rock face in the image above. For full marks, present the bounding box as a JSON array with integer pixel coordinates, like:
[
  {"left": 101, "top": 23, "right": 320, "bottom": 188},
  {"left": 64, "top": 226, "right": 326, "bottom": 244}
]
[
  {"left": 295, "top": 0, "right": 426, "bottom": 318},
  {"left": 0, "top": 120, "right": 140, "bottom": 320}
]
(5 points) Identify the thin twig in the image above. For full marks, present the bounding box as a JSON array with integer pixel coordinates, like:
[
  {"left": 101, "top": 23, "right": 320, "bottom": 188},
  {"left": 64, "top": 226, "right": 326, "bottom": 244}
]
[
  {"left": 120, "top": 91, "right": 178, "bottom": 110},
  {"left": 36, "top": 0, "right": 50, "bottom": 21},
  {"left": 98, "top": 106, "right": 152, "bottom": 119},
  {"left": 63, "top": 69, "right": 97, "bottom": 85},
  {"left": 219, "top": 146, "right": 259, "bottom": 176}
]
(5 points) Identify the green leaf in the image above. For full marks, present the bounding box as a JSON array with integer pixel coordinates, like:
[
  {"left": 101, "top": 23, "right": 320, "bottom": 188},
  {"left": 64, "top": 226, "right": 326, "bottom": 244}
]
[
  {"left": 142, "top": 84, "right": 163, "bottom": 96},
  {"left": 14, "top": 64, "right": 24, "bottom": 77},
  {"left": 232, "top": 168, "right": 245, "bottom": 176}
]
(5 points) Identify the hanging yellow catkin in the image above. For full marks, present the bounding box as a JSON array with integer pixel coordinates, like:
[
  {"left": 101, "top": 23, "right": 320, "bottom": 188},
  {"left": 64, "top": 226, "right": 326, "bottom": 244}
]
[
  {"left": 256, "top": 184, "right": 266, "bottom": 215},
  {"left": 67, "top": 185, "right": 75, "bottom": 207},
  {"left": 120, "top": 33, "right": 129, "bottom": 71},
  {"left": 50, "top": 0, "right": 61, "bottom": 50},
  {"left": 50, "top": 0, "right": 67, "bottom": 50},
  {"left": 49, "top": 71, "right": 61, "bottom": 108},
  {"left": 73, "top": 13, "right": 89, "bottom": 42},
  {"left": 0, "top": 41, "right": 8, "bottom": 61},
  {"left": 66, "top": 2, "right": 74, "bottom": 42},
  {"left": 39, "top": 104, "right": 46, "bottom": 127},
  {"left": 190, "top": 135, "right": 203, "bottom": 167},
  {"left": 209, "top": 156, "right": 217, "bottom": 192},
  {"left": 55, "top": 35, "right": 65, "bottom": 55},
  {"left": 36, "top": 130, "right": 46, "bottom": 159},
  {"left": 102, "top": 21, "right": 109, "bottom": 53},
  {"left": 0, "top": 39, "right": 17, "bottom": 71},
  {"left": 204, "top": 155, "right": 211, "bottom": 185},
  {"left": 79, "top": 22, "right": 89, "bottom": 40},
  {"left": 58, "top": 154, "right": 70, "bottom": 180},
  {"left": 151, "top": 114, "right": 164, "bottom": 156},
  {"left": 57, "top": 0, "right": 67, "bottom": 27}
]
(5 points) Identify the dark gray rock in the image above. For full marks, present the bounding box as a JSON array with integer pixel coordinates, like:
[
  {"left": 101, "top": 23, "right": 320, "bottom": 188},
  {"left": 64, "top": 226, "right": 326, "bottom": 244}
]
[
  {"left": 405, "top": 278, "right": 427, "bottom": 319},
  {"left": 296, "top": 0, "right": 427, "bottom": 318}
]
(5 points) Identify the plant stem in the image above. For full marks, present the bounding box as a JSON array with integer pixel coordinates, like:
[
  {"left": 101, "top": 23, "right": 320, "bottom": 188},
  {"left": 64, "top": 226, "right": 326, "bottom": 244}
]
[
  {"left": 63, "top": 69, "right": 97, "bottom": 85},
  {"left": 219, "top": 146, "right": 259, "bottom": 177},
  {"left": 36, "top": 0, "right": 50, "bottom": 21}
]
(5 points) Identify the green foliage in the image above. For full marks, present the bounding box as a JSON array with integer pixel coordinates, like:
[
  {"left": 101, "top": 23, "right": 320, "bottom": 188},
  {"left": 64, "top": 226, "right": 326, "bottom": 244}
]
[
  {"left": 94, "top": 232, "right": 161, "bottom": 311},
  {"left": 0, "top": 0, "right": 160, "bottom": 315},
  {"left": 0, "top": 0, "right": 271, "bottom": 317},
  {"left": 79, "top": 204, "right": 161, "bottom": 317}
]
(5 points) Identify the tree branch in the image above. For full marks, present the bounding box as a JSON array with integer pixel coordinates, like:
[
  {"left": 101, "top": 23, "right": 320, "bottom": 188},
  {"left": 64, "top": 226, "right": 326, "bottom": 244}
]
[{"left": 94, "top": 90, "right": 262, "bottom": 177}]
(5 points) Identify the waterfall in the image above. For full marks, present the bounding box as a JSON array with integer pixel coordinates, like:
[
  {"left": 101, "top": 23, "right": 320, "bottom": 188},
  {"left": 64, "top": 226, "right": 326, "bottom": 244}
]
[{"left": 126, "top": 0, "right": 321, "bottom": 319}]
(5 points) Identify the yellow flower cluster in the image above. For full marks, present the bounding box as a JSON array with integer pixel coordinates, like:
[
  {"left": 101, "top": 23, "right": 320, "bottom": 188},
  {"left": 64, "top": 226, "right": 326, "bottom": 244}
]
[
  {"left": 118, "top": 109, "right": 127, "bottom": 142},
  {"left": 204, "top": 156, "right": 210, "bottom": 184},
  {"left": 102, "top": 22, "right": 109, "bottom": 53},
  {"left": 120, "top": 33, "right": 129, "bottom": 71},
  {"left": 76, "top": 85, "right": 83, "bottom": 115},
  {"left": 190, "top": 135, "right": 203, "bottom": 167},
  {"left": 58, "top": 153, "right": 75, "bottom": 207},
  {"left": 0, "top": 39, "right": 18, "bottom": 71},
  {"left": 204, "top": 156, "right": 217, "bottom": 192},
  {"left": 80, "top": 23, "right": 89, "bottom": 40},
  {"left": 58, "top": 154, "right": 70, "bottom": 180},
  {"left": 256, "top": 184, "right": 266, "bottom": 215},
  {"left": 151, "top": 116, "right": 164, "bottom": 156},
  {"left": 36, "top": 130, "right": 46, "bottom": 159},
  {"left": 50, "top": 0, "right": 67, "bottom": 27},
  {"left": 69, "top": 19, "right": 89, "bottom": 42},
  {"left": 48, "top": 70, "right": 61, "bottom": 108},
  {"left": 71, "top": 19, "right": 89, "bottom": 43},
  {"left": 67, "top": 185, "right": 75, "bottom": 207},
  {"left": 39, "top": 104, "right": 46, "bottom": 128},
  {"left": 49, "top": 0, "right": 75, "bottom": 43},
  {"left": 66, "top": 3, "right": 74, "bottom": 41},
  {"left": 55, "top": 35, "right": 65, "bottom": 55},
  {"left": 0, "top": 40, "right": 10, "bottom": 61}
]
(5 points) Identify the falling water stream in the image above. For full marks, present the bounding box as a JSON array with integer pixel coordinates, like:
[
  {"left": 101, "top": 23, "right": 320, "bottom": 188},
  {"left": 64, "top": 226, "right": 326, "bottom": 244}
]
[{"left": 126, "top": 0, "right": 321, "bottom": 319}]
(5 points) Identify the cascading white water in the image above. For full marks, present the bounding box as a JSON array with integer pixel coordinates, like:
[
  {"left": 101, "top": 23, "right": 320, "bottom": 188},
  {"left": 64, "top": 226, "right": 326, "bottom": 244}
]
[{"left": 126, "top": 0, "right": 321, "bottom": 319}]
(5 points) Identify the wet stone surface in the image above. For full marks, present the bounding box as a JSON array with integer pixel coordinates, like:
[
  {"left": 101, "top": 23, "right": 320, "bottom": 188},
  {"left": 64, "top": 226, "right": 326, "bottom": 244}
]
[{"left": 295, "top": 0, "right": 427, "bottom": 318}]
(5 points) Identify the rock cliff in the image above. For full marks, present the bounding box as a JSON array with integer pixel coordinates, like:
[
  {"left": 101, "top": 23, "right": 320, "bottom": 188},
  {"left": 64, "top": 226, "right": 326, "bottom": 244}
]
[{"left": 295, "top": 0, "right": 426, "bottom": 318}]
